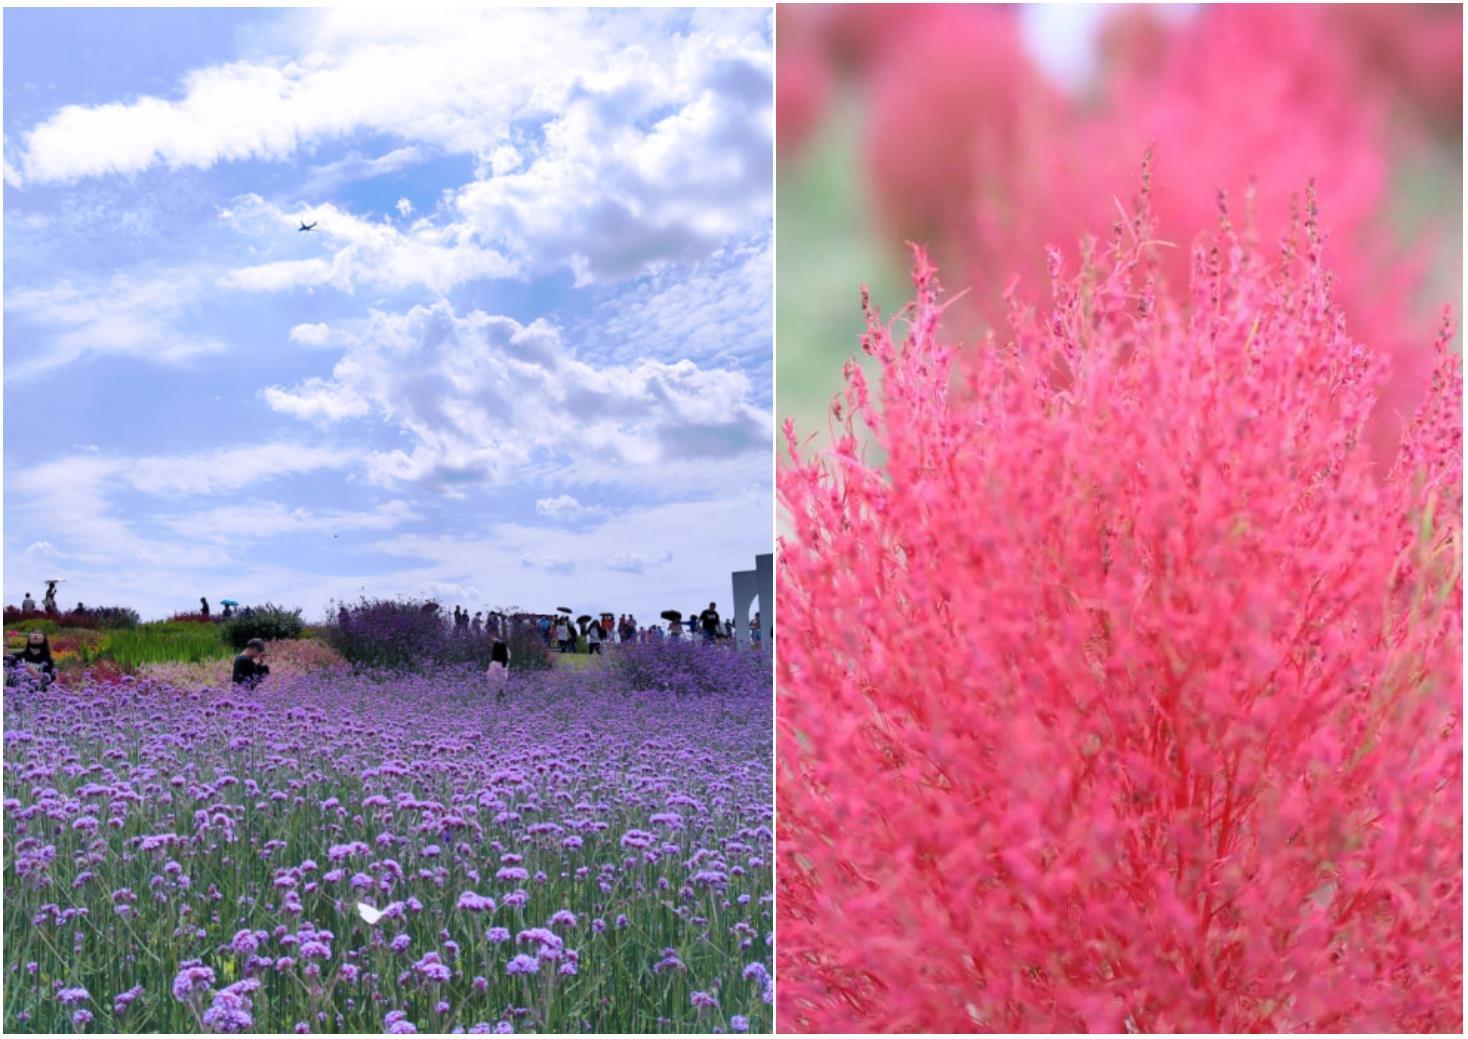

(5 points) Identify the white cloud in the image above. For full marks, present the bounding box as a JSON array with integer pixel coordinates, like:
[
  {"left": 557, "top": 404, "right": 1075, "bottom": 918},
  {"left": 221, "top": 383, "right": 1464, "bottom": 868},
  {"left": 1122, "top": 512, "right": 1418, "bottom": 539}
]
[
  {"left": 289, "top": 322, "right": 334, "bottom": 347},
  {"left": 9, "top": 457, "right": 223, "bottom": 571},
  {"left": 14, "top": 9, "right": 772, "bottom": 285},
  {"left": 2, "top": 442, "right": 429, "bottom": 619},
  {"left": 165, "top": 499, "right": 418, "bottom": 542},
  {"left": 487, "top": 146, "right": 521, "bottom": 176},
  {"left": 371, "top": 486, "right": 771, "bottom": 621},
  {"left": 3, "top": 9, "right": 774, "bottom": 624},
  {"left": 452, "top": 53, "right": 772, "bottom": 284},
  {"left": 261, "top": 301, "right": 771, "bottom": 490},
  {"left": 221, "top": 195, "right": 515, "bottom": 295},
  {"left": 15, "top": 9, "right": 590, "bottom": 182},
  {"left": 535, "top": 495, "right": 600, "bottom": 521},
  {"left": 4, "top": 442, "right": 365, "bottom": 589},
  {"left": 588, "top": 235, "right": 772, "bottom": 372},
  {"left": 126, "top": 442, "right": 356, "bottom": 496},
  {"left": 299, "top": 145, "right": 423, "bottom": 196},
  {"left": 15, "top": 11, "right": 769, "bottom": 175},
  {"left": 520, "top": 555, "right": 576, "bottom": 576},
  {"left": 5, "top": 271, "right": 228, "bottom": 380},
  {"left": 262, "top": 377, "right": 371, "bottom": 422},
  {"left": 608, "top": 550, "right": 675, "bottom": 574}
]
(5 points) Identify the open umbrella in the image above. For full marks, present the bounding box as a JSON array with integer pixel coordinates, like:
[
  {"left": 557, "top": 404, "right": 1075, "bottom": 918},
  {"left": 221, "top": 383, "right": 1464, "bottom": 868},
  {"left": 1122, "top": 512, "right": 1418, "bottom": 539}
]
[
  {"left": 576, "top": 614, "right": 593, "bottom": 624},
  {"left": 660, "top": 609, "right": 682, "bottom": 623},
  {"left": 220, "top": 599, "right": 239, "bottom": 607},
  {"left": 556, "top": 606, "right": 573, "bottom": 614}
]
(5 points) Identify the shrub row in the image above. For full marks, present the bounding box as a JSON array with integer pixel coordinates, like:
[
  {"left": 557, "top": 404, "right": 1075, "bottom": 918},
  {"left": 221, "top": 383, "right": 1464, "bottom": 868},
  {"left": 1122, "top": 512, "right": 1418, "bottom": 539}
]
[
  {"left": 321, "top": 597, "right": 551, "bottom": 672},
  {"left": 3, "top": 606, "right": 138, "bottom": 630},
  {"left": 607, "top": 637, "right": 771, "bottom": 697}
]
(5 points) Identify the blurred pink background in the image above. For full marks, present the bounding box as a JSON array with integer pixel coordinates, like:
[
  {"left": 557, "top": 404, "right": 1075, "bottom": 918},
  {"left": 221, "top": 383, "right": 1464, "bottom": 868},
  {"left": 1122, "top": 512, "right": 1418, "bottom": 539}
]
[{"left": 777, "top": 3, "right": 1462, "bottom": 473}]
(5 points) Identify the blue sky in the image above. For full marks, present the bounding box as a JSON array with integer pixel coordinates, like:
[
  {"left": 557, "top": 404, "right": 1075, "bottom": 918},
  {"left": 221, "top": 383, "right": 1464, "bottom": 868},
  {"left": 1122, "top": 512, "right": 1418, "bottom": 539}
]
[{"left": 4, "top": 8, "right": 773, "bottom": 623}]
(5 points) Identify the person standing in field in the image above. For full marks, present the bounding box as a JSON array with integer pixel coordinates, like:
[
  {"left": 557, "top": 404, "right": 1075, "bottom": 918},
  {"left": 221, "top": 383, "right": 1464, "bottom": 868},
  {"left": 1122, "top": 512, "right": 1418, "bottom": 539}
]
[
  {"left": 486, "top": 640, "right": 511, "bottom": 699},
  {"left": 20, "top": 592, "right": 35, "bottom": 612},
  {"left": 699, "top": 602, "right": 721, "bottom": 643},
  {"left": 555, "top": 616, "right": 573, "bottom": 653},
  {"left": 587, "top": 620, "right": 605, "bottom": 655},
  {"left": 232, "top": 638, "right": 270, "bottom": 688}
]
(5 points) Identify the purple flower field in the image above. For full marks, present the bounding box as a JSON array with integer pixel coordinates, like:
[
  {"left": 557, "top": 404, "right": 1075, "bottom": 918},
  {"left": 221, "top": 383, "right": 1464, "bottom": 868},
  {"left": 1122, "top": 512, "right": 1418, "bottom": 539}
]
[{"left": 3, "top": 649, "right": 772, "bottom": 1033}]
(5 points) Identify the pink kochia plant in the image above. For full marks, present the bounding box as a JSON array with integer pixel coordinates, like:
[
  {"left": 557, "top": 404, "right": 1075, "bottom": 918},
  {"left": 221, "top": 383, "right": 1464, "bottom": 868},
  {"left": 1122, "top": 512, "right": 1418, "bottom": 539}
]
[{"left": 776, "top": 174, "right": 1462, "bottom": 1032}]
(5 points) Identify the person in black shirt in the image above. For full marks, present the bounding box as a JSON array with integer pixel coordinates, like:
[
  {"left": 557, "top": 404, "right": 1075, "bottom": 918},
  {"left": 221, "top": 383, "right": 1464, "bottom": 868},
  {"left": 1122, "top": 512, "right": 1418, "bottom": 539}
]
[
  {"left": 699, "top": 602, "right": 721, "bottom": 643},
  {"left": 200, "top": 597, "right": 211, "bottom": 619},
  {"left": 232, "top": 638, "right": 270, "bottom": 687},
  {"left": 12, "top": 632, "right": 56, "bottom": 684}
]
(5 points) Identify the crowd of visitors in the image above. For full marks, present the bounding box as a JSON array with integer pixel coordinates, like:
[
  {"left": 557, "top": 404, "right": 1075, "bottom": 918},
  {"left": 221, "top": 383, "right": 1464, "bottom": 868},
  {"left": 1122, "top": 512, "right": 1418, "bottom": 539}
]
[
  {"left": 7, "top": 589, "right": 763, "bottom": 694},
  {"left": 426, "top": 604, "right": 757, "bottom": 652},
  {"left": 427, "top": 600, "right": 770, "bottom": 658},
  {"left": 475, "top": 605, "right": 763, "bottom": 653}
]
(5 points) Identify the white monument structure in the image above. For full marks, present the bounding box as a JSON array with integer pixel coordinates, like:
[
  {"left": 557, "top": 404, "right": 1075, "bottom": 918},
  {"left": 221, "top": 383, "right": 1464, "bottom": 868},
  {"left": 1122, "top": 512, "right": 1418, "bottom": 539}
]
[{"left": 731, "top": 552, "right": 773, "bottom": 650}]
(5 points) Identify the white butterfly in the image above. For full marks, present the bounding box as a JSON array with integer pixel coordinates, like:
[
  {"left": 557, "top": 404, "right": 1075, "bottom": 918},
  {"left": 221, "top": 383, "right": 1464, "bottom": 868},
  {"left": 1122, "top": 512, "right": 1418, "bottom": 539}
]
[{"left": 356, "top": 902, "right": 386, "bottom": 925}]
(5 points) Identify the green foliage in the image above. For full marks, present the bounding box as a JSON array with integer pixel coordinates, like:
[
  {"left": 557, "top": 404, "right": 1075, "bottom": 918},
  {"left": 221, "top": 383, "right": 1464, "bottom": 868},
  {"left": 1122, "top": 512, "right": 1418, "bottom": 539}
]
[
  {"left": 2, "top": 617, "right": 64, "bottom": 635},
  {"left": 83, "top": 622, "right": 232, "bottom": 668},
  {"left": 222, "top": 604, "right": 306, "bottom": 650}
]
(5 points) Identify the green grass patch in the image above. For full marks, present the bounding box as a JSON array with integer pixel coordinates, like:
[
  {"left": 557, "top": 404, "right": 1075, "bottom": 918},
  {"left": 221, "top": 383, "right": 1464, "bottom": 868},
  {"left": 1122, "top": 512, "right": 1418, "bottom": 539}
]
[
  {"left": 554, "top": 651, "right": 610, "bottom": 671},
  {"left": 83, "top": 621, "right": 232, "bottom": 668}
]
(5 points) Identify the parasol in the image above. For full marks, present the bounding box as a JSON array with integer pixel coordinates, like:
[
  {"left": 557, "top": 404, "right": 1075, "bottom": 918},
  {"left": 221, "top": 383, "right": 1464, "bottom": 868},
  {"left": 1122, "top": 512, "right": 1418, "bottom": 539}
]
[
  {"left": 660, "top": 609, "right": 683, "bottom": 622},
  {"left": 576, "top": 614, "right": 593, "bottom": 624},
  {"left": 220, "top": 599, "right": 239, "bottom": 607},
  {"left": 556, "top": 606, "right": 573, "bottom": 614}
]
